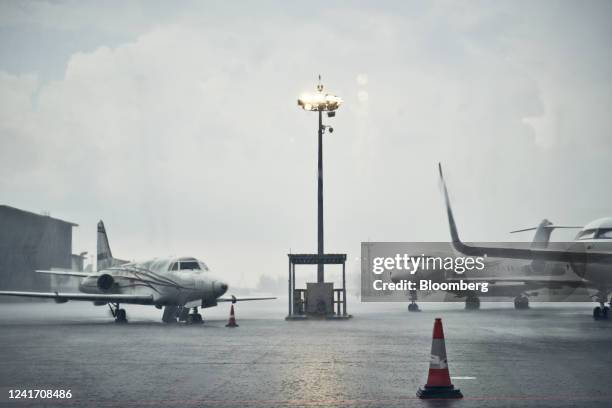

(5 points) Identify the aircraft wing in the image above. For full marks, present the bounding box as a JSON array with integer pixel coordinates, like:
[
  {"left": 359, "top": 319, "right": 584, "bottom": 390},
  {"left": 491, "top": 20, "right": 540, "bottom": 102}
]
[
  {"left": 0, "top": 291, "right": 154, "bottom": 305},
  {"left": 510, "top": 226, "right": 582, "bottom": 233},
  {"left": 438, "top": 163, "right": 612, "bottom": 264},
  {"left": 218, "top": 295, "right": 277, "bottom": 303},
  {"left": 446, "top": 276, "right": 588, "bottom": 288},
  {"left": 36, "top": 270, "right": 92, "bottom": 278}
]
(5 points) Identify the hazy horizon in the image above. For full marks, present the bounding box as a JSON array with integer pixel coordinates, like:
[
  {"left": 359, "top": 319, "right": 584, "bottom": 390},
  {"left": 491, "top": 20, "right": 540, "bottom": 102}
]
[{"left": 1, "top": 1, "right": 611, "bottom": 289}]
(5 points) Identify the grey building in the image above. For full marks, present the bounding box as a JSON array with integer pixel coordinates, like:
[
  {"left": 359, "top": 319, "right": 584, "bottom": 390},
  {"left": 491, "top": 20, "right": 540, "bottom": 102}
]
[{"left": 0, "top": 205, "right": 78, "bottom": 296}]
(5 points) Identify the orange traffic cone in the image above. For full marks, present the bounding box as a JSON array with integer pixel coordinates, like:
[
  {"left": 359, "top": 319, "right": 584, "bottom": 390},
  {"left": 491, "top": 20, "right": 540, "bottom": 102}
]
[
  {"left": 417, "top": 318, "right": 463, "bottom": 399},
  {"left": 226, "top": 304, "right": 239, "bottom": 327}
]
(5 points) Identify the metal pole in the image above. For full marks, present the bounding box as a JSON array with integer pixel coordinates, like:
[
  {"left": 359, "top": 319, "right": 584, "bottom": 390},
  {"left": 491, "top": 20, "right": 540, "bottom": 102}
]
[
  {"left": 292, "top": 263, "right": 296, "bottom": 314},
  {"left": 342, "top": 261, "right": 347, "bottom": 316},
  {"left": 317, "top": 110, "right": 324, "bottom": 283},
  {"left": 288, "top": 257, "right": 292, "bottom": 316}
]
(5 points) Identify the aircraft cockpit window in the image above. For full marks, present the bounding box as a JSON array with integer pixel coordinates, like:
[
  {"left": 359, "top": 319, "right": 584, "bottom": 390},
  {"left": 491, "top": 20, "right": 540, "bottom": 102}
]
[
  {"left": 577, "top": 229, "right": 597, "bottom": 240},
  {"left": 179, "top": 261, "right": 201, "bottom": 270},
  {"left": 169, "top": 258, "right": 208, "bottom": 271},
  {"left": 596, "top": 229, "right": 612, "bottom": 239}
]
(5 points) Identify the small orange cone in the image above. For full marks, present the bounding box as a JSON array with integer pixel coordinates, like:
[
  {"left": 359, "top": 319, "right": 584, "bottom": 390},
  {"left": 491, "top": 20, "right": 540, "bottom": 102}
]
[
  {"left": 417, "top": 318, "right": 463, "bottom": 399},
  {"left": 226, "top": 304, "right": 239, "bottom": 327}
]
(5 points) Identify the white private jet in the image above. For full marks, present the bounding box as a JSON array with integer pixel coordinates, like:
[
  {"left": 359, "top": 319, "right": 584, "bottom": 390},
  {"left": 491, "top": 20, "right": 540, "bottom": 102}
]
[
  {"left": 390, "top": 218, "right": 585, "bottom": 311},
  {"left": 439, "top": 163, "right": 612, "bottom": 319},
  {"left": 0, "top": 221, "right": 274, "bottom": 323}
]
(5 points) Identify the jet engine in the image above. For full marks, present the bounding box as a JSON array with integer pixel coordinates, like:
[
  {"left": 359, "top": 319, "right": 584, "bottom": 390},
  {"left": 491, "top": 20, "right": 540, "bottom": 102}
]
[{"left": 97, "top": 274, "right": 115, "bottom": 292}]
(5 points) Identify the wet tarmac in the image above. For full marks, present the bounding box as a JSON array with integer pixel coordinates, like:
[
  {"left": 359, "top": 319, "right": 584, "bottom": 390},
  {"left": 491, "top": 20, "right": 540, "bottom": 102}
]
[{"left": 0, "top": 300, "right": 611, "bottom": 407}]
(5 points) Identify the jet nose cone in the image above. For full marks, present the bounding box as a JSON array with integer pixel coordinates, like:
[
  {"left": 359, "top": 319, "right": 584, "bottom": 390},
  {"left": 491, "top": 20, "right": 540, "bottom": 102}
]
[{"left": 215, "top": 281, "right": 228, "bottom": 297}]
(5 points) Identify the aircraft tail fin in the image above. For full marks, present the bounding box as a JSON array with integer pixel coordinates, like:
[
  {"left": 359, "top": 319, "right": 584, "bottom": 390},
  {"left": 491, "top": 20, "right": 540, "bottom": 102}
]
[
  {"left": 530, "top": 219, "right": 554, "bottom": 249},
  {"left": 97, "top": 221, "right": 113, "bottom": 271},
  {"left": 510, "top": 221, "right": 582, "bottom": 249},
  {"left": 510, "top": 220, "right": 582, "bottom": 272},
  {"left": 97, "top": 221, "right": 129, "bottom": 271}
]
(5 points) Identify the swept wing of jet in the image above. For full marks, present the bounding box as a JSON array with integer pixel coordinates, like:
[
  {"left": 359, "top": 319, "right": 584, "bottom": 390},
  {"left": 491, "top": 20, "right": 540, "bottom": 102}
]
[
  {"left": 218, "top": 295, "right": 277, "bottom": 302},
  {"left": 438, "top": 163, "right": 612, "bottom": 318},
  {"left": 438, "top": 163, "right": 612, "bottom": 265},
  {"left": 0, "top": 290, "right": 153, "bottom": 304}
]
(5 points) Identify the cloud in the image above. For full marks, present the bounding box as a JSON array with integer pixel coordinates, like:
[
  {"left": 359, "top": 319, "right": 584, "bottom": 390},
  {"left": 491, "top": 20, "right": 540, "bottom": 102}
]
[{"left": 1, "top": 2, "right": 611, "bottom": 288}]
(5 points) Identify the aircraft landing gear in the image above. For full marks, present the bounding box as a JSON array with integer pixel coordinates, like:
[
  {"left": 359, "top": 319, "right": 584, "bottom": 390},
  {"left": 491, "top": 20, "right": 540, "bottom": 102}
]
[
  {"left": 178, "top": 306, "right": 190, "bottom": 322},
  {"left": 187, "top": 307, "right": 203, "bottom": 324},
  {"left": 162, "top": 306, "right": 204, "bottom": 324},
  {"left": 408, "top": 302, "right": 420, "bottom": 312},
  {"left": 408, "top": 290, "right": 420, "bottom": 312},
  {"left": 593, "top": 292, "right": 610, "bottom": 320},
  {"left": 109, "top": 303, "right": 128, "bottom": 323},
  {"left": 593, "top": 306, "right": 609, "bottom": 319},
  {"left": 115, "top": 309, "right": 127, "bottom": 323},
  {"left": 514, "top": 295, "right": 530, "bottom": 310},
  {"left": 465, "top": 295, "right": 480, "bottom": 310},
  {"left": 162, "top": 306, "right": 179, "bottom": 323}
]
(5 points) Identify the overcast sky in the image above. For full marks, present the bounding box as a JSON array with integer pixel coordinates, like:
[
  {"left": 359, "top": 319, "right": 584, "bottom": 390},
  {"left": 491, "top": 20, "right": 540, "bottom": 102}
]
[{"left": 1, "top": 1, "right": 611, "bottom": 289}]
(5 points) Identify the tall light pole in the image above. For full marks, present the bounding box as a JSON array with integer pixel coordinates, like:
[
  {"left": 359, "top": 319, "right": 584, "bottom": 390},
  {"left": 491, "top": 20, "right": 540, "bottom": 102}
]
[{"left": 297, "top": 76, "right": 342, "bottom": 283}]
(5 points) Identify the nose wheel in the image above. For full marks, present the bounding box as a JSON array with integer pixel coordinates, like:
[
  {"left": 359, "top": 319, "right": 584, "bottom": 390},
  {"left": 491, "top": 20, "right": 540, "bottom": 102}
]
[
  {"left": 163, "top": 306, "right": 204, "bottom": 324},
  {"left": 187, "top": 307, "right": 203, "bottom": 324},
  {"left": 178, "top": 306, "right": 190, "bottom": 322}
]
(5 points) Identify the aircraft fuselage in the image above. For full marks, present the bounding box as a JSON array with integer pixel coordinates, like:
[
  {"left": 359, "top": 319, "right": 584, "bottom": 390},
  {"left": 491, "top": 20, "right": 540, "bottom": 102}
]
[{"left": 79, "top": 257, "right": 228, "bottom": 308}]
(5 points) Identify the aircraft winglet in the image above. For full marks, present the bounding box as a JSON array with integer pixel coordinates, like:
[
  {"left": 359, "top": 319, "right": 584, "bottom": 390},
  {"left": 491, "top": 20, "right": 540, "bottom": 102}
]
[{"left": 438, "top": 163, "right": 461, "bottom": 245}]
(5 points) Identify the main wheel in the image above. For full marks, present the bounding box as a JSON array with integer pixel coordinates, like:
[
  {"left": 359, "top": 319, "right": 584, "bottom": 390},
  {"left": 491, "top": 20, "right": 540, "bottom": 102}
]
[
  {"left": 602, "top": 307, "right": 609, "bottom": 319},
  {"left": 115, "top": 308, "right": 127, "bottom": 323},
  {"left": 465, "top": 297, "right": 480, "bottom": 310},
  {"left": 514, "top": 296, "right": 529, "bottom": 310},
  {"left": 593, "top": 306, "right": 602, "bottom": 319}
]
